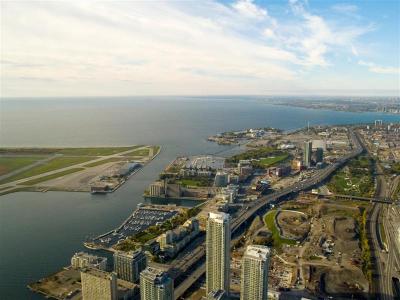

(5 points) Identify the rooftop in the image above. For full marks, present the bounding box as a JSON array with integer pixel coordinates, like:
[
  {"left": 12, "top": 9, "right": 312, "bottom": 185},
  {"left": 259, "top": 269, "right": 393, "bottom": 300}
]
[
  {"left": 114, "top": 249, "right": 144, "bottom": 259},
  {"left": 140, "top": 267, "right": 170, "bottom": 284},
  {"left": 244, "top": 245, "right": 271, "bottom": 260},
  {"left": 81, "top": 268, "right": 114, "bottom": 280},
  {"left": 208, "top": 212, "right": 230, "bottom": 222}
]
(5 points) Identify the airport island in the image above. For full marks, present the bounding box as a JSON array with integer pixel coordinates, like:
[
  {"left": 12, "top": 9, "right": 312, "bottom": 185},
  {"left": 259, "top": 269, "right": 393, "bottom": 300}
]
[
  {"left": 0, "top": 145, "right": 161, "bottom": 196},
  {"left": 25, "top": 122, "right": 400, "bottom": 300}
]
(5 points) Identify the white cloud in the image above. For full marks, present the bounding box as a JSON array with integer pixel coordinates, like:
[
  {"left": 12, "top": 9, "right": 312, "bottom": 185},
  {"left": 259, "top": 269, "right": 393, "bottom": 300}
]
[
  {"left": 351, "top": 45, "right": 359, "bottom": 56},
  {"left": 1, "top": 1, "right": 299, "bottom": 97},
  {"left": 0, "top": 1, "right": 393, "bottom": 97},
  {"left": 284, "top": 0, "right": 373, "bottom": 66},
  {"left": 232, "top": 0, "right": 267, "bottom": 19},
  {"left": 358, "top": 61, "right": 400, "bottom": 74},
  {"left": 332, "top": 3, "right": 358, "bottom": 14},
  {"left": 263, "top": 28, "right": 276, "bottom": 39}
]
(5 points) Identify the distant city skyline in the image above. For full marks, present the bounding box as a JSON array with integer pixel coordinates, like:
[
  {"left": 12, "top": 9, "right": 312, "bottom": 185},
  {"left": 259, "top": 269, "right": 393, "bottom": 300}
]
[{"left": 1, "top": 0, "right": 399, "bottom": 97}]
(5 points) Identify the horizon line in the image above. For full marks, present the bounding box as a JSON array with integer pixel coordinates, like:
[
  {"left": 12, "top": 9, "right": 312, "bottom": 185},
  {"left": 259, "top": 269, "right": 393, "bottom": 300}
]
[{"left": 2, "top": 93, "right": 400, "bottom": 99}]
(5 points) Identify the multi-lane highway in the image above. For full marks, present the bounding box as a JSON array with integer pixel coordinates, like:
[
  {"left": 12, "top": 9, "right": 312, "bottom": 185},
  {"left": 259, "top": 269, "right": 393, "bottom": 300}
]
[
  {"left": 171, "top": 128, "right": 365, "bottom": 299},
  {"left": 360, "top": 132, "right": 400, "bottom": 300},
  {"left": 383, "top": 204, "right": 400, "bottom": 299}
]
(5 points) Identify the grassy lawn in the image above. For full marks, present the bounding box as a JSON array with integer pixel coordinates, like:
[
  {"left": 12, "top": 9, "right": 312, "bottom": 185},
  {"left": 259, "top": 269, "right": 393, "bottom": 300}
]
[
  {"left": 0, "top": 148, "right": 58, "bottom": 155},
  {"left": 359, "top": 209, "right": 372, "bottom": 282},
  {"left": 389, "top": 162, "right": 400, "bottom": 175},
  {"left": 176, "top": 178, "right": 212, "bottom": 187},
  {"left": 114, "top": 239, "right": 139, "bottom": 252},
  {"left": 20, "top": 168, "right": 85, "bottom": 185},
  {"left": 83, "top": 157, "right": 125, "bottom": 167},
  {"left": 0, "top": 146, "right": 142, "bottom": 157},
  {"left": 133, "top": 232, "right": 158, "bottom": 244},
  {"left": 227, "top": 146, "right": 287, "bottom": 163},
  {"left": 264, "top": 210, "right": 297, "bottom": 248},
  {"left": 395, "top": 182, "right": 400, "bottom": 199},
  {"left": 0, "top": 156, "right": 45, "bottom": 176},
  {"left": 0, "top": 186, "right": 32, "bottom": 196},
  {"left": 0, "top": 146, "right": 157, "bottom": 186},
  {"left": 324, "top": 207, "right": 357, "bottom": 218},
  {"left": 256, "top": 153, "right": 289, "bottom": 167},
  {"left": 152, "top": 145, "right": 161, "bottom": 154},
  {"left": 125, "top": 148, "right": 150, "bottom": 157},
  {"left": 328, "top": 156, "right": 374, "bottom": 197},
  {"left": 0, "top": 156, "right": 94, "bottom": 184},
  {"left": 58, "top": 146, "right": 142, "bottom": 156}
]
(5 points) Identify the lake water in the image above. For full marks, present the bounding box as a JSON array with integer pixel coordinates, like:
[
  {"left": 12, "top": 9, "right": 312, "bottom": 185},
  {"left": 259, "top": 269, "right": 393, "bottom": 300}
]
[{"left": 0, "top": 97, "right": 399, "bottom": 299}]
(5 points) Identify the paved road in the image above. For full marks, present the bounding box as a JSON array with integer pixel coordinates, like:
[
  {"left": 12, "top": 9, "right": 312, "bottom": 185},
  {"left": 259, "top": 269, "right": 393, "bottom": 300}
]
[
  {"left": 361, "top": 133, "right": 395, "bottom": 300},
  {"left": 382, "top": 177, "right": 400, "bottom": 299}
]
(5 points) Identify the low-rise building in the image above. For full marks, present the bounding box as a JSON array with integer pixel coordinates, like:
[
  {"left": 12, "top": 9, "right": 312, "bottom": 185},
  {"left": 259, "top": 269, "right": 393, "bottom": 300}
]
[
  {"left": 71, "top": 252, "right": 107, "bottom": 271},
  {"left": 149, "top": 182, "right": 165, "bottom": 197},
  {"left": 291, "top": 159, "right": 303, "bottom": 171},
  {"left": 157, "top": 218, "right": 200, "bottom": 257},
  {"left": 237, "top": 160, "right": 253, "bottom": 179},
  {"left": 228, "top": 174, "right": 239, "bottom": 184},
  {"left": 217, "top": 184, "right": 239, "bottom": 203},
  {"left": 268, "top": 165, "right": 291, "bottom": 177},
  {"left": 116, "top": 162, "right": 142, "bottom": 178}
]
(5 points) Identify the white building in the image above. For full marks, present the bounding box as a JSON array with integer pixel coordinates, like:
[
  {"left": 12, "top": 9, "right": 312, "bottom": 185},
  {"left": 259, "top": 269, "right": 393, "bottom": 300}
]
[
  {"left": 149, "top": 182, "right": 165, "bottom": 197},
  {"left": 217, "top": 184, "right": 239, "bottom": 203},
  {"left": 240, "top": 245, "right": 271, "bottom": 300},
  {"left": 71, "top": 252, "right": 107, "bottom": 271},
  {"left": 157, "top": 218, "right": 200, "bottom": 257},
  {"left": 206, "top": 212, "right": 231, "bottom": 295},
  {"left": 140, "top": 267, "right": 173, "bottom": 300},
  {"left": 312, "top": 139, "right": 327, "bottom": 151}
]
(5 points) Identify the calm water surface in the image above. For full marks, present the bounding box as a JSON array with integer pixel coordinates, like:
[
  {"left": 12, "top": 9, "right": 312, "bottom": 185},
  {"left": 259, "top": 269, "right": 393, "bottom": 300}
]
[{"left": 0, "top": 97, "right": 399, "bottom": 299}]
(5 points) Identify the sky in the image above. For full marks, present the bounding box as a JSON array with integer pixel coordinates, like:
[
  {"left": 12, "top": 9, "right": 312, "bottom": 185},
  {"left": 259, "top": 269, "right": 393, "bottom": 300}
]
[{"left": 1, "top": 0, "right": 399, "bottom": 97}]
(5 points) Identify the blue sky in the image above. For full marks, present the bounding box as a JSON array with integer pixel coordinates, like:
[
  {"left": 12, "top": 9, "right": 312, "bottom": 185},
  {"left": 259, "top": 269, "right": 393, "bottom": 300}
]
[{"left": 1, "top": 0, "right": 399, "bottom": 97}]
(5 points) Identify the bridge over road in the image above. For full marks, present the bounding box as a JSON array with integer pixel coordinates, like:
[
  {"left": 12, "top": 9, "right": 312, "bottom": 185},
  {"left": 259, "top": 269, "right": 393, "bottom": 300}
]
[{"left": 313, "top": 193, "right": 393, "bottom": 204}]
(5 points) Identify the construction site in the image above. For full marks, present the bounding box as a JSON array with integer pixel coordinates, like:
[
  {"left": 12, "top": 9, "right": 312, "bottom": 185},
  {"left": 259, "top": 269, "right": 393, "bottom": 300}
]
[{"left": 231, "top": 192, "right": 371, "bottom": 299}]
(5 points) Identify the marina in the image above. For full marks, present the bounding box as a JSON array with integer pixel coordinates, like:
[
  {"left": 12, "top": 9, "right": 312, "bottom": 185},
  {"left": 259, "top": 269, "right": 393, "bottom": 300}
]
[{"left": 85, "top": 206, "right": 179, "bottom": 250}]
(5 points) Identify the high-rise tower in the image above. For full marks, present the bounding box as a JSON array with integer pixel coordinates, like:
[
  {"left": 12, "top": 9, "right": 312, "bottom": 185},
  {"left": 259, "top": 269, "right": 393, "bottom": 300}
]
[
  {"left": 206, "top": 212, "right": 231, "bottom": 295},
  {"left": 303, "top": 141, "right": 312, "bottom": 168},
  {"left": 81, "top": 268, "right": 117, "bottom": 300},
  {"left": 140, "top": 267, "right": 173, "bottom": 300},
  {"left": 240, "top": 245, "right": 271, "bottom": 300}
]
